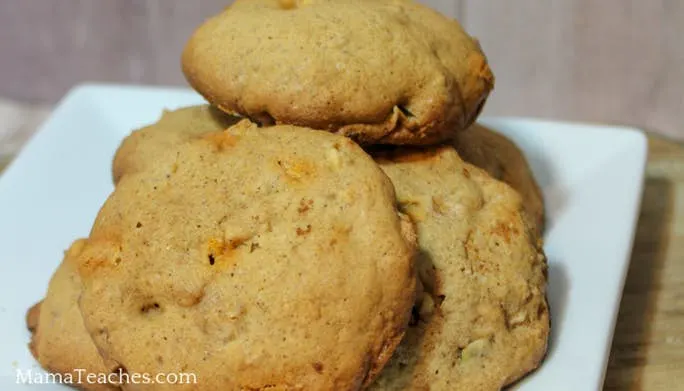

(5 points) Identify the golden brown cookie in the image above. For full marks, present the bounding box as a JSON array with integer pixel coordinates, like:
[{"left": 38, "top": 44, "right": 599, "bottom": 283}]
[
  {"left": 112, "top": 105, "right": 239, "bottom": 183},
  {"left": 77, "top": 121, "right": 417, "bottom": 390},
  {"left": 182, "top": 0, "right": 494, "bottom": 145},
  {"left": 369, "top": 146, "right": 549, "bottom": 390},
  {"left": 453, "top": 124, "right": 545, "bottom": 234},
  {"left": 27, "top": 240, "right": 119, "bottom": 391}
]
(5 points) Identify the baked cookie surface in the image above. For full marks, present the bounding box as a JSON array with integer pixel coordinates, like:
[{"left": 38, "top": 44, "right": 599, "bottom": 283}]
[
  {"left": 27, "top": 240, "right": 119, "bottom": 391},
  {"left": 112, "top": 105, "right": 239, "bottom": 183},
  {"left": 182, "top": 0, "right": 494, "bottom": 145},
  {"left": 370, "top": 146, "right": 549, "bottom": 390},
  {"left": 78, "top": 121, "right": 417, "bottom": 390},
  {"left": 453, "top": 124, "right": 545, "bottom": 233}
]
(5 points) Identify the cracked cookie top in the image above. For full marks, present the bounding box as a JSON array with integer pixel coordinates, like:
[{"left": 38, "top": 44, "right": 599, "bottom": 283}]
[
  {"left": 76, "top": 121, "right": 417, "bottom": 391},
  {"left": 182, "top": 0, "right": 494, "bottom": 146}
]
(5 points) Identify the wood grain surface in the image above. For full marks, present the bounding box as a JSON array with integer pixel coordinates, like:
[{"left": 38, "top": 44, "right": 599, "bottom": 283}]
[
  {"left": 1, "top": 0, "right": 683, "bottom": 140},
  {"left": 604, "top": 135, "right": 684, "bottom": 391}
]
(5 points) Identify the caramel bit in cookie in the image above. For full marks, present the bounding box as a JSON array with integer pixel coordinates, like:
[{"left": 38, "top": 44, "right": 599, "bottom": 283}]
[
  {"left": 276, "top": 158, "right": 316, "bottom": 181},
  {"left": 206, "top": 235, "right": 254, "bottom": 266},
  {"left": 491, "top": 220, "right": 519, "bottom": 244},
  {"left": 278, "top": 0, "right": 312, "bottom": 10},
  {"left": 228, "top": 236, "right": 250, "bottom": 249},
  {"left": 376, "top": 146, "right": 448, "bottom": 164},
  {"left": 202, "top": 132, "right": 239, "bottom": 151},
  {"left": 298, "top": 198, "right": 314, "bottom": 214},
  {"left": 206, "top": 238, "right": 232, "bottom": 266},
  {"left": 312, "top": 361, "right": 324, "bottom": 373},
  {"left": 81, "top": 256, "right": 110, "bottom": 275},
  {"left": 178, "top": 290, "right": 205, "bottom": 308},
  {"left": 296, "top": 224, "right": 312, "bottom": 236},
  {"left": 278, "top": 0, "right": 297, "bottom": 10},
  {"left": 206, "top": 238, "right": 225, "bottom": 257}
]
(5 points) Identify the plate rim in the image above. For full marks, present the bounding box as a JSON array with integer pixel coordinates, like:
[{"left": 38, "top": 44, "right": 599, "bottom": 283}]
[{"left": 0, "top": 83, "right": 649, "bottom": 390}]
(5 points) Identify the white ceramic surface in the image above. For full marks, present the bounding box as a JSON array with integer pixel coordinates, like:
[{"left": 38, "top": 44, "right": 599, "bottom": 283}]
[{"left": 0, "top": 85, "right": 648, "bottom": 390}]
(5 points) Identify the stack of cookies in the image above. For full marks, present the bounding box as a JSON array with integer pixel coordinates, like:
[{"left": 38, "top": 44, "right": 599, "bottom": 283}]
[{"left": 26, "top": 1, "right": 549, "bottom": 390}]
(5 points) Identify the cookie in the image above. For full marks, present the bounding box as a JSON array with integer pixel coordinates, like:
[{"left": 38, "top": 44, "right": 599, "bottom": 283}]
[
  {"left": 27, "top": 240, "right": 119, "bottom": 391},
  {"left": 453, "top": 124, "right": 545, "bottom": 233},
  {"left": 182, "top": 0, "right": 494, "bottom": 145},
  {"left": 369, "top": 146, "right": 549, "bottom": 390},
  {"left": 112, "top": 105, "right": 239, "bottom": 183},
  {"left": 77, "top": 120, "right": 417, "bottom": 390}
]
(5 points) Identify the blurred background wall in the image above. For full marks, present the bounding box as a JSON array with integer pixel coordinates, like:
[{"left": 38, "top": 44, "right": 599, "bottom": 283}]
[{"left": 1, "top": 0, "right": 682, "bottom": 139}]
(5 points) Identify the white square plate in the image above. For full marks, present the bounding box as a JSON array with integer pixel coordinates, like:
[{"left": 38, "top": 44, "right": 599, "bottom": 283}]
[{"left": 0, "top": 85, "right": 647, "bottom": 390}]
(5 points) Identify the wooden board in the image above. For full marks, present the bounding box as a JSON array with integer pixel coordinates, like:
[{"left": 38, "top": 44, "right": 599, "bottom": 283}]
[{"left": 604, "top": 135, "right": 684, "bottom": 390}]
